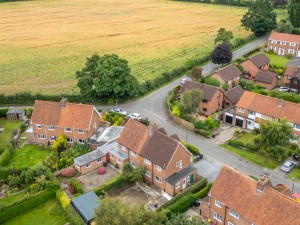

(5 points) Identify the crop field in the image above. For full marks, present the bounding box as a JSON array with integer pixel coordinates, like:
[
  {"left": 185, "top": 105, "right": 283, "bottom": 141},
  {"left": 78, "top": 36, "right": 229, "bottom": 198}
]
[{"left": 0, "top": 0, "right": 251, "bottom": 95}]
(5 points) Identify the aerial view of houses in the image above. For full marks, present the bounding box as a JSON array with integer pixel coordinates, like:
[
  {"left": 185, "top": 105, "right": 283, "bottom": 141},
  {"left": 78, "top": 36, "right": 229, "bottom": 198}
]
[{"left": 1, "top": 0, "right": 300, "bottom": 225}]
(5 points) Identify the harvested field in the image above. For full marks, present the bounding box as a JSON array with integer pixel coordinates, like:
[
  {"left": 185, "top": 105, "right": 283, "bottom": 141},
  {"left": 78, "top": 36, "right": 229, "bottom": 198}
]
[{"left": 0, "top": 0, "right": 251, "bottom": 94}]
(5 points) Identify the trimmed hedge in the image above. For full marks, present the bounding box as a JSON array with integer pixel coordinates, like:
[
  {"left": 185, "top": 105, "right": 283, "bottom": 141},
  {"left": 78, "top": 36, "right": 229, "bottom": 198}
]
[
  {"left": 181, "top": 141, "right": 199, "bottom": 155},
  {"left": 193, "top": 183, "right": 213, "bottom": 199},
  {"left": 70, "top": 178, "right": 83, "bottom": 194},
  {"left": 195, "top": 129, "right": 212, "bottom": 138},
  {"left": 0, "top": 108, "right": 9, "bottom": 117},
  {"left": 94, "top": 174, "right": 123, "bottom": 196},
  {"left": 0, "top": 145, "right": 13, "bottom": 166},
  {"left": 165, "top": 193, "right": 196, "bottom": 218},
  {"left": 227, "top": 139, "right": 244, "bottom": 148},
  {"left": 56, "top": 190, "right": 71, "bottom": 210}
]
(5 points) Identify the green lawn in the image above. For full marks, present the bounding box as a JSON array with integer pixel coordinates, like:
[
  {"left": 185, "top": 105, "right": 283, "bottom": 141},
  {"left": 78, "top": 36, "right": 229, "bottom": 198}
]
[
  {"left": 7, "top": 145, "right": 52, "bottom": 168},
  {"left": 0, "top": 192, "right": 28, "bottom": 206},
  {"left": 288, "top": 168, "right": 300, "bottom": 182},
  {"left": 220, "top": 144, "right": 280, "bottom": 169},
  {"left": 0, "top": 118, "right": 22, "bottom": 144},
  {"left": 236, "top": 133, "right": 256, "bottom": 145},
  {"left": 4, "top": 199, "right": 67, "bottom": 225},
  {"left": 264, "top": 52, "right": 291, "bottom": 67}
]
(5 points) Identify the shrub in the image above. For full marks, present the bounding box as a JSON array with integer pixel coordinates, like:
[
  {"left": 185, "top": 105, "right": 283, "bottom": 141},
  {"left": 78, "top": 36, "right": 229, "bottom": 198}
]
[
  {"left": 65, "top": 205, "right": 86, "bottom": 225},
  {"left": 181, "top": 141, "right": 199, "bottom": 155},
  {"left": 193, "top": 183, "right": 213, "bottom": 199},
  {"left": 94, "top": 174, "right": 123, "bottom": 196},
  {"left": 227, "top": 140, "right": 244, "bottom": 148},
  {"left": 172, "top": 106, "right": 180, "bottom": 117},
  {"left": 254, "top": 134, "right": 262, "bottom": 145},
  {"left": 70, "top": 178, "right": 83, "bottom": 194},
  {"left": 0, "top": 167, "right": 13, "bottom": 179},
  {"left": 204, "top": 77, "right": 220, "bottom": 87},
  {"left": 222, "top": 83, "right": 229, "bottom": 91},
  {"left": 61, "top": 167, "right": 75, "bottom": 177},
  {"left": 25, "top": 108, "right": 33, "bottom": 117},
  {"left": 98, "top": 167, "right": 106, "bottom": 175},
  {"left": 165, "top": 193, "right": 196, "bottom": 218},
  {"left": 193, "top": 120, "right": 208, "bottom": 130},
  {"left": 56, "top": 190, "right": 71, "bottom": 210},
  {"left": 245, "top": 143, "right": 259, "bottom": 152},
  {"left": 195, "top": 129, "right": 212, "bottom": 138},
  {"left": 0, "top": 108, "right": 9, "bottom": 117},
  {"left": 0, "top": 145, "right": 13, "bottom": 166}
]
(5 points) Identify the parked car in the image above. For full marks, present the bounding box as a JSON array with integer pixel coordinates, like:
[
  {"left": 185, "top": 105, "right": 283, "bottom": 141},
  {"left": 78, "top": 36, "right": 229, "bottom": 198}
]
[
  {"left": 180, "top": 77, "right": 191, "bottom": 85},
  {"left": 278, "top": 87, "right": 289, "bottom": 92},
  {"left": 111, "top": 108, "right": 127, "bottom": 116},
  {"left": 128, "top": 113, "right": 141, "bottom": 120},
  {"left": 280, "top": 160, "right": 296, "bottom": 173}
]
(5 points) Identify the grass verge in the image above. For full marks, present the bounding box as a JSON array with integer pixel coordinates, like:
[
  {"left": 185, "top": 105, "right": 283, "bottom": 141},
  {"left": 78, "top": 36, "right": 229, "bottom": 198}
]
[{"left": 288, "top": 168, "right": 300, "bottom": 182}]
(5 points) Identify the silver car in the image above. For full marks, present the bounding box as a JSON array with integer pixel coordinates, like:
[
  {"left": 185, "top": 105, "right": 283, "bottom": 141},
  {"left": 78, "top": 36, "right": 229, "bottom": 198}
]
[
  {"left": 128, "top": 113, "right": 141, "bottom": 120},
  {"left": 111, "top": 108, "right": 127, "bottom": 116},
  {"left": 280, "top": 160, "right": 296, "bottom": 173}
]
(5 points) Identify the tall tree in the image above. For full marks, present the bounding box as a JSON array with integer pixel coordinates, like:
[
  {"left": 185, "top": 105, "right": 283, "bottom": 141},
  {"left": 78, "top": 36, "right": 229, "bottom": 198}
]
[
  {"left": 180, "top": 89, "right": 203, "bottom": 114},
  {"left": 76, "top": 54, "right": 139, "bottom": 102},
  {"left": 210, "top": 43, "right": 232, "bottom": 65},
  {"left": 188, "top": 66, "right": 203, "bottom": 82},
  {"left": 214, "top": 28, "right": 234, "bottom": 45},
  {"left": 241, "top": 0, "right": 277, "bottom": 37},
  {"left": 276, "top": 19, "right": 294, "bottom": 34},
  {"left": 94, "top": 196, "right": 165, "bottom": 225},
  {"left": 165, "top": 214, "right": 205, "bottom": 225},
  {"left": 288, "top": 0, "right": 300, "bottom": 28},
  {"left": 259, "top": 118, "right": 295, "bottom": 160}
]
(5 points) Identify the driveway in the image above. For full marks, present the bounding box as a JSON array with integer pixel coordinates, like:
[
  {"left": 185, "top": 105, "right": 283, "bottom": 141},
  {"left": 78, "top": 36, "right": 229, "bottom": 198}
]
[
  {"left": 287, "top": 57, "right": 300, "bottom": 67},
  {"left": 194, "top": 157, "right": 222, "bottom": 183}
]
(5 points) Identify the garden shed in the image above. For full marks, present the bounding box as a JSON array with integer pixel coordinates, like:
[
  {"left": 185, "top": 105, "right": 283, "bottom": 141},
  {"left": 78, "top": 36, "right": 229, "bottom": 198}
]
[
  {"left": 6, "top": 108, "right": 25, "bottom": 120},
  {"left": 71, "top": 191, "right": 100, "bottom": 225}
]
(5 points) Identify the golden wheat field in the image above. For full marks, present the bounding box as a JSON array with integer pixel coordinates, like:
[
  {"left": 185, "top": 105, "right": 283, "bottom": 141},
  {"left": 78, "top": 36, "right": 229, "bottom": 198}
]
[{"left": 0, "top": 0, "right": 251, "bottom": 95}]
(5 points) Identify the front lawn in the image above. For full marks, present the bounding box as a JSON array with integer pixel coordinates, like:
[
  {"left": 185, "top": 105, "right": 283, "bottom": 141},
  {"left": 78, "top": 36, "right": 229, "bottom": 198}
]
[
  {"left": 220, "top": 144, "right": 280, "bottom": 169},
  {"left": 7, "top": 145, "right": 52, "bottom": 168},
  {"left": 288, "top": 168, "right": 300, "bottom": 182},
  {"left": 3, "top": 199, "right": 67, "bottom": 225},
  {"left": 0, "top": 192, "right": 28, "bottom": 206},
  {"left": 0, "top": 118, "right": 22, "bottom": 144},
  {"left": 264, "top": 52, "right": 290, "bottom": 67},
  {"left": 236, "top": 133, "right": 256, "bottom": 145}
]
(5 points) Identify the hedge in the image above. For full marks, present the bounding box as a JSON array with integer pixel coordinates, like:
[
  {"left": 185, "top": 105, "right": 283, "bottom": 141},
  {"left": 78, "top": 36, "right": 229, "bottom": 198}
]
[
  {"left": 227, "top": 139, "right": 244, "bottom": 148},
  {"left": 70, "top": 178, "right": 83, "bottom": 194},
  {"left": 56, "top": 190, "right": 71, "bottom": 210},
  {"left": 0, "top": 145, "right": 13, "bottom": 166},
  {"left": 193, "top": 183, "right": 213, "bottom": 199},
  {"left": 181, "top": 141, "right": 199, "bottom": 155},
  {"left": 165, "top": 193, "right": 196, "bottom": 218},
  {"left": 94, "top": 174, "right": 123, "bottom": 196},
  {"left": 0, "top": 108, "right": 9, "bottom": 117},
  {"left": 195, "top": 129, "right": 212, "bottom": 138}
]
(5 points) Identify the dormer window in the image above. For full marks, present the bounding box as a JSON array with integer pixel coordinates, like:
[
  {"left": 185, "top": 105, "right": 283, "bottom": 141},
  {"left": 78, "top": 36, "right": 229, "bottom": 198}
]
[{"left": 64, "top": 127, "right": 72, "bottom": 132}]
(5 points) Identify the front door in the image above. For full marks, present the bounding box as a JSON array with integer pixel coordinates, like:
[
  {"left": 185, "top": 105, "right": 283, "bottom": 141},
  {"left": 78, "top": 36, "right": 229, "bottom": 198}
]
[
  {"left": 279, "top": 48, "right": 285, "bottom": 55},
  {"left": 182, "top": 178, "right": 186, "bottom": 189},
  {"left": 190, "top": 174, "right": 194, "bottom": 183}
]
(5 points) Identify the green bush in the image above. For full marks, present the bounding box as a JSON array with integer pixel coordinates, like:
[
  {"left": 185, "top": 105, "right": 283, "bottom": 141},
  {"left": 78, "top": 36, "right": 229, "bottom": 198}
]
[
  {"left": 193, "top": 183, "right": 213, "bottom": 199},
  {"left": 292, "top": 28, "right": 300, "bottom": 35},
  {"left": 56, "top": 190, "right": 71, "bottom": 210},
  {"left": 0, "top": 145, "right": 13, "bottom": 166},
  {"left": 181, "top": 141, "right": 199, "bottom": 155},
  {"left": 245, "top": 143, "right": 259, "bottom": 152},
  {"left": 0, "top": 108, "right": 9, "bottom": 117},
  {"left": 65, "top": 205, "right": 86, "bottom": 225},
  {"left": 94, "top": 174, "right": 123, "bottom": 196},
  {"left": 195, "top": 129, "right": 212, "bottom": 138},
  {"left": 0, "top": 167, "right": 12, "bottom": 179},
  {"left": 193, "top": 120, "right": 208, "bottom": 130},
  {"left": 70, "top": 178, "right": 83, "bottom": 194},
  {"left": 165, "top": 193, "right": 196, "bottom": 218},
  {"left": 204, "top": 77, "right": 220, "bottom": 87},
  {"left": 172, "top": 106, "right": 180, "bottom": 117},
  {"left": 227, "top": 140, "right": 244, "bottom": 148}
]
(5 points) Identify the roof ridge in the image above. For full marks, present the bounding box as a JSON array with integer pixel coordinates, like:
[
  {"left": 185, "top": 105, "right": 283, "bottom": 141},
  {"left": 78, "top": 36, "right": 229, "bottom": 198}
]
[{"left": 34, "top": 99, "right": 94, "bottom": 107}]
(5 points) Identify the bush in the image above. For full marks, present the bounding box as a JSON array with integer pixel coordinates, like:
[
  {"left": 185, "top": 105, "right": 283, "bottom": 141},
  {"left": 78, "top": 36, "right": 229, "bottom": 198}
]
[
  {"left": 25, "top": 108, "right": 33, "bottom": 117},
  {"left": 0, "top": 145, "right": 13, "bottom": 166},
  {"left": 245, "top": 143, "right": 259, "bottom": 152},
  {"left": 292, "top": 28, "right": 300, "bottom": 35},
  {"left": 204, "top": 77, "right": 220, "bottom": 87},
  {"left": 165, "top": 193, "right": 195, "bottom": 217},
  {"left": 227, "top": 140, "right": 244, "bottom": 148},
  {"left": 254, "top": 134, "right": 262, "bottom": 145},
  {"left": 193, "top": 183, "right": 213, "bottom": 199},
  {"left": 65, "top": 204, "right": 87, "bottom": 225},
  {"left": 94, "top": 174, "right": 123, "bottom": 196},
  {"left": 172, "top": 106, "right": 180, "bottom": 117},
  {"left": 70, "top": 178, "right": 83, "bottom": 194},
  {"left": 181, "top": 141, "right": 199, "bottom": 155},
  {"left": 0, "top": 167, "right": 13, "bottom": 179},
  {"left": 0, "top": 108, "right": 9, "bottom": 117},
  {"left": 61, "top": 167, "right": 75, "bottom": 177},
  {"left": 195, "top": 129, "right": 212, "bottom": 138},
  {"left": 56, "top": 190, "right": 71, "bottom": 210},
  {"left": 193, "top": 120, "right": 208, "bottom": 130}
]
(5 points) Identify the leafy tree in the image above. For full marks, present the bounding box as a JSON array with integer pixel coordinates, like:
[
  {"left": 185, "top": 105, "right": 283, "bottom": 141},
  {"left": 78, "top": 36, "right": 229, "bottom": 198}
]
[
  {"left": 166, "top": 214, "right": 205, "bottom": 225},
  {"left": 188, "top": 66, "right": 203, "bottom": 82},
  {"left": 180, "top": 89, "right": 203, "bottom": 114},
  {"left": 222, "top": 83, "right": 229, "bottom": 91},
  {"left": 241, "top": 0, "right": 277, "bottom": 37},
  {"left": 214, "top": 28, "right": 233, "bottom": 45},
  {"left": 288, "top": 0, "right": 300, "bottom": 28},
  {"left": 259, "top": 118, "right": 295, "bottom": 160},
  {"left": 94, "top": 196, "right": 165, "bottom": 225},
  {"left": 122, "top": 162, "right": 145, "bottom": 183},
  {"left": 204, "top": 77, "right": 221, "bottom": 87},
  {"left": 76, "top": 54, "right": 139, "bottom": 102},
  {"left": 52, "top": 134, "right": 67, "bottom": 152},
  {"left": 210, "top": 43, "right": 232, "bottom": 65},
  {"left": 276, "top": 20, "right": 294, "bottom": 34}
]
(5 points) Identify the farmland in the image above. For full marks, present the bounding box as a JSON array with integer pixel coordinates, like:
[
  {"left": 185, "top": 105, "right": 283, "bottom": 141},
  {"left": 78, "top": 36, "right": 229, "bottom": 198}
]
[{"left": 0, "top": 0, "right": 251, "bottom": 95}]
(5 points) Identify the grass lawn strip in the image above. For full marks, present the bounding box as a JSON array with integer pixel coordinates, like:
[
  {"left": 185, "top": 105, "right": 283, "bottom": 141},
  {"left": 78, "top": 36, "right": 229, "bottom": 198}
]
[
  {"left": 264, "top": 52, "right": 290, "bottom": 67},
  {"left": 220, "top": 144, "right": 280, "bottom": 170},
  {"left": 3, "top": 199, "right": 67, "bottom": 225},
  {"left": 0, "top": 118, "right": 22, "bottom": 144},
  {"left": 288, "top": 168, "right": 300, "bottom": 182},
  {"left": 0, "top": 191, "right": 28, "bottom": 206},
  {"left": 7, "top": 145, "right": 52, "bottom": 168},
  {"left": 236, "top": 133, "right": 256, "bottom": 145}
]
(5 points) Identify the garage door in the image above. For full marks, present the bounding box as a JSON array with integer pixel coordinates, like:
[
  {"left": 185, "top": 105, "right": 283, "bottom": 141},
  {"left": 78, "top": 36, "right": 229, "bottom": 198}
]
[
  {"left": 225, "top": 115, "right": 233, "bottom": 124},
  {"left": 235, "top": 118, "right": 243, "bottom": 127}
]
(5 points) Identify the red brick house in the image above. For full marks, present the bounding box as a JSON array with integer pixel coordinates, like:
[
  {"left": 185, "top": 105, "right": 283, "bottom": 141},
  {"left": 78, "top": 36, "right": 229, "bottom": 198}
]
[
  {"left": 284, "top": 66, "right": 300, "bottom": 93},
  {"left": 179, "top": 81, "right": 223, "bottom": 116},
  {"left": 223, "top": 85, "right": 244, "bottom": 108},
  {"left": 210, "top": 64, "right": 242, "bottom": 89},
  {"left": 253, "top": 70, "right": 278, "bottom": 90},
  {"left": 268, "top": 32, "right": 300, "bottom": 57},
  {"left": 200, "top": 166, "right": 300, "bottom": 225},
  {"left": 240, "top": 53, "right": 270, "bottom": 79},
  {"left": 26, "top": 98, "right": 101, "bottom": 146}
]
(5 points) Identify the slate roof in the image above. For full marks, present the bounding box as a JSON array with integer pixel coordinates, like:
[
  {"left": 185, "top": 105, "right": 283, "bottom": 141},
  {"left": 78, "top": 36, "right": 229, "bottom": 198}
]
[
  {"left": 224, "top": 85, "right": 245, "bottom": 104},
  {"left": 31, "top": 100, "right": 100, "bottom": 129},
  {"left": 215, "top": 64, "right": 241, "bottom": 82},
  {"left": 236, "top": 91, "right": 300, "bottom": 124},
  {"left": 249, "top": 53, "right": 270, "bottom": 68},
  {"left": 254, "top": 71, "right": 278, "bottom": 84},
  {"left": 211, "top": 166, "right": 300, "bottom": 225},
  {"left": 74, "top": 149, "right": 106, "bottom": 166},
  {"left": 166, "top": 165, "right": 197, "bottom": 184},
  {"left": 179, "top": 80, "right": 219, "bottom": 101},
  {"left": 72, "top": 191, "right": 99, "bottom": 224},
  {"left": 6, "top": 108, "right": 24, "bottom": 114},
  {"left": 269, "top": 32, "right": 300, "bottom": 43}
]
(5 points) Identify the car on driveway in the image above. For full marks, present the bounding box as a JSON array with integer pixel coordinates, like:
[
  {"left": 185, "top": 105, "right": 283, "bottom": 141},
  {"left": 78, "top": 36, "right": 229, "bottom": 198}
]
[
  {"left": 180, "top": 77, "right": 191, "bottom": 85},
  {"left": 278, "top": 87, "right": 289, "bottom": 92},
  {"left": 128, "top": 113, "right": 141, "bottom": 120},
  {"left": 280, "top": 160, "right": 297, "bottom": 172},
  {"left": 111, "top": 108, "right": 127, "bottom": 116}
]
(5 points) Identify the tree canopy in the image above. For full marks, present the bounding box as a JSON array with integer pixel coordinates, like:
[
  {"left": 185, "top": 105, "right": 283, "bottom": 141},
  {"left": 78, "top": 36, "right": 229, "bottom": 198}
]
[
  {"left": 188, "top": 66, "right": 203, "bottom": 82},
  {"left": 180, "top": 89, "right": 203, "bottom": 114},
  {"left": 165, "top": 214, "right": 205, "bottom": 225},
  {"left": 214, "top": 28, "right": 233, "bottom": 45},
  {"left": 210, "top": 43, "right": 232, "bottom": 65},
  {"left": 76, "top": 54, "right": 139, "bottom": 102},
  {"left": 241, "top": 0, "right": 277, "bottom": 37},
  {"left": 276, "top": 19, "right": 294, "bottom": 34},
  {"left": 288, "top": 0, "right": 300, "bottom": 28}
]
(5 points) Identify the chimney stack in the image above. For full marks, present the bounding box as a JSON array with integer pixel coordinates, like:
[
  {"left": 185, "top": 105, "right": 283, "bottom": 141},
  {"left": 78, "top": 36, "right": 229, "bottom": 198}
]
[
  {"left": 60, "top": 98, "right": 67, "bottom": 109},
  {"left": 278, "top": 99, "right": 284, "bottom": 108},
  {"left": 256, "top": 175, "right": 271, "bottom": 193}
]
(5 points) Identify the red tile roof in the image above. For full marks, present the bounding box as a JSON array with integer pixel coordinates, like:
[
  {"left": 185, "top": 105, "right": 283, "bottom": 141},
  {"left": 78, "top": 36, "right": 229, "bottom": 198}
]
[
  {"left": 236, "top": 91, "right": 300, "bottom": 125},
  {"left": 269, "top": 32, "right": 300, "bottom": 43},
  {"left": 211, "top": 166, "right": 300, "bottom": 225},
  {"left": 31, "top": 100, "right": 100, "bottom": 129}
]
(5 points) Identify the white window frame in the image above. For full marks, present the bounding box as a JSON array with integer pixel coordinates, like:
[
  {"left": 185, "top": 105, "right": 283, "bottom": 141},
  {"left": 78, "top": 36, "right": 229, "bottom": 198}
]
[
  {"left": 294, "top": 124, "right": 300, "bottom": 131},
  {"left": 215, "top": 200, "right": 221, "bottom": 208},
  {"left": 271, "top": 40, "right": 277, "bottom": 44},
  {"left": 290, "top": 42, "right": 296, "bottom": 47},
  {"left": 213, "top": 212, "right": 222, "bottom": 223},
  {"left": 280, "top": 41, "right": 286, "bottom": 45},
  {"left": 229, "top": 209, "right": 239, "bottom": 220},
  {"left": 117, "top": 158, "right": 121, "bottom": 164},
  {"left": 155, "top": 176, "right": 162, "bottom": 183},
  {"left": 96, "top": 158, "right": 102, "bottom": 163},
  {"left": 156, "top": 165, "right": 162, "bottom": 171},
  {"left": 261, "top": 114, "right": 270, "bottom": 120},
  {"left": 131, "top": 161, "right": 137, "bottom": 168},
  {"left": 78, "top": 129, "right": 84, "bottom": 134},
  {"left": 48, "top": 126, "right": 55, "bottom": 130},
  {"left": 64, "top": 127, "right": 72, "bottom": 133},
  {"left": 130, "top": 150, "right": 137, "bottom": 157},
  {"left": 78, "top": 139, "right": 85, "bottom": 144},
  {"left": 175, "top": 182, "right": 180, "bottom": 189},
  {"left": 179, "top": 160, "right": 182, "bottom": 169},
  {"left": 144, "top": 158, "right": 151, "bottom": 165},
  {"left": 249, "top": 111, "right": 255, "bottom": 115},
  {"left": 86, "top": 162, "right": 91, "bottom": 168},
  {"left": 237, "top": 107, "right": 245, "bottom": 113},
  {"left": 228, "top": 222, "right": 234, "bottom": 225},
  {"left": 122, "top": 145, "right": 126, "bottom": 151},
  {"left": 49, "top": 136, "right": 56, "bottom": 141},
  {"left": 36, "top": 124, "right": 42, "bottom": 129},
  {"left": 176, "top": 162, "right": 179, "bottom": 167},
  {"left": 38, "top": 134, "right": 45, "bottom": 139},
  {"left": 146, "top": 170, "right": 151, "bottom": 178},
  {"left": 67, "top": 138, "right": 73, "bottom": 143},
  {"left": 288, "top": 49, "right": 295, "bottom": 54}
]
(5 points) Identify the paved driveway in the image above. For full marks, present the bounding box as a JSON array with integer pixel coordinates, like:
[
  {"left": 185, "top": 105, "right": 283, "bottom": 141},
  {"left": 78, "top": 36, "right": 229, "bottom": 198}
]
[
  {"left": 287, "top": 57, "right": 300, "bottom": 67},
  {"left": 194, "top": 157, "right": 222, "bottom": 183}
]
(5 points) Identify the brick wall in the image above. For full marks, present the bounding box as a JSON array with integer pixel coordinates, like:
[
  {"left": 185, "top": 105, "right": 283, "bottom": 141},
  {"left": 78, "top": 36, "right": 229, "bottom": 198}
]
[
  {"left": 200, "top": 90, "right": 223, "bottom": 116},
  {"left": 268, "top": 39, "right": 300, "bottom": 57},
  {"left": 254, "top": 78, "right": 278, "bottom": 90},
  {"left": 75, "top": 156, "right": 106, "bottom": 175}
]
